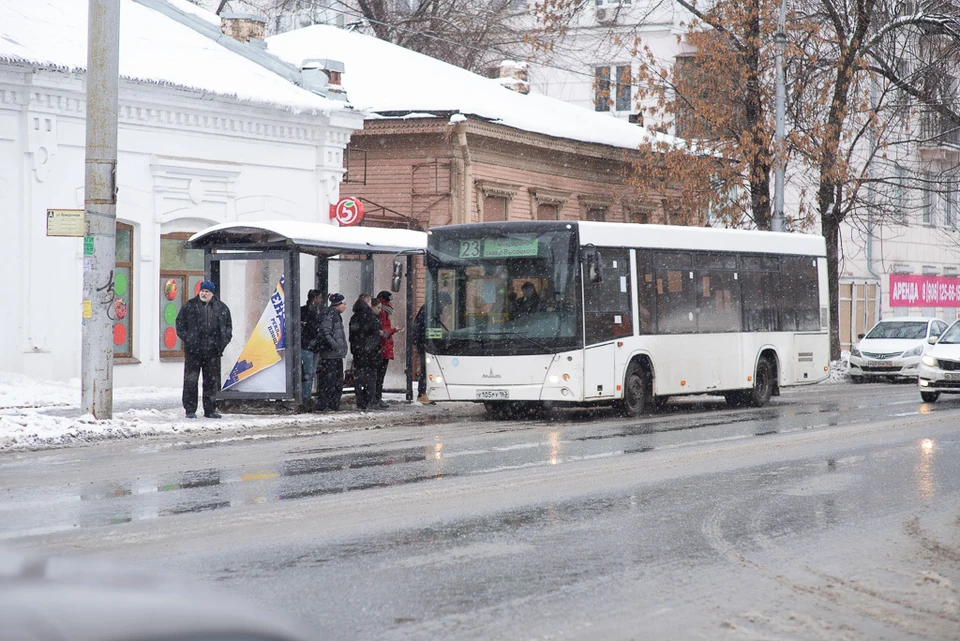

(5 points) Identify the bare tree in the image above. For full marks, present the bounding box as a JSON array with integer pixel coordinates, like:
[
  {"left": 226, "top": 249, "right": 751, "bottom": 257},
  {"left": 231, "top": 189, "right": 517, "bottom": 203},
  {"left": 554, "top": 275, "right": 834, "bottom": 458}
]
[
  {"left": 530, "top": 0, "right": 960, "bottom": 358},
  {"left": 211, "top": 0, "right": 527, "bottom": 73}
]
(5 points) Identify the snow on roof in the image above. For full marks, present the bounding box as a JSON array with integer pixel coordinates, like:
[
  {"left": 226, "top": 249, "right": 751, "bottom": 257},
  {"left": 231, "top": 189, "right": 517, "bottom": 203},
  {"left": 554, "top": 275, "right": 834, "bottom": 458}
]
[
  {"left": 267, "top": 25, "right": 677, "bottom": 152},
  {"left": 188, "top": 220, "right": 427, "bottom": 256},
  {"left": 0, "top": 0, "right": 344, "bottom": 114}
]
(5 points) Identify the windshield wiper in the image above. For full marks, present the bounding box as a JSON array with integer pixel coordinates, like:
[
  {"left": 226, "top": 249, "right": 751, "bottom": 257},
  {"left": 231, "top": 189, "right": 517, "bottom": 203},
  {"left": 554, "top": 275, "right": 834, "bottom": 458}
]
[{"left": 473, "top": 331, "right": 549, "bottom": 351}]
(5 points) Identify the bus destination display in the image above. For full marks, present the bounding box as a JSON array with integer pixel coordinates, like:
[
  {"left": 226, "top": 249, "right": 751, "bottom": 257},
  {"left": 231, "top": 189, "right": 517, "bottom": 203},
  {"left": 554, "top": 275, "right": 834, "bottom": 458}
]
[{"left": 458, "top": 238, "right": 539, "bottom": 259}]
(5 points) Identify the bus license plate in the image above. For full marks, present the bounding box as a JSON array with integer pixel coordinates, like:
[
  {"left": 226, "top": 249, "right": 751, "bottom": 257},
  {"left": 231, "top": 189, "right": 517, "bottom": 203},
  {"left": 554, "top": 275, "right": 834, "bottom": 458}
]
[{"left": 477, "top": 390, "right": 508, "bottom": 400}]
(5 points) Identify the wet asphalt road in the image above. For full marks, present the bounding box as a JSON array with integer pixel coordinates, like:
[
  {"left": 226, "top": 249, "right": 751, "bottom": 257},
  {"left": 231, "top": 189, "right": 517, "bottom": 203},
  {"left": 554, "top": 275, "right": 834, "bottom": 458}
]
[{"left": 3, "top": 382, "right": 960, "bottom": 640}]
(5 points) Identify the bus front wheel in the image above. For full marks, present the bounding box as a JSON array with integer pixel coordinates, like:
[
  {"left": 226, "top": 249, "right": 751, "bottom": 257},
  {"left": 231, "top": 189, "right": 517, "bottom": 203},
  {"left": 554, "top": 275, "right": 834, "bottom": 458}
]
[{"left": 617, "top": 362, "right": 647, "bottom": 417}]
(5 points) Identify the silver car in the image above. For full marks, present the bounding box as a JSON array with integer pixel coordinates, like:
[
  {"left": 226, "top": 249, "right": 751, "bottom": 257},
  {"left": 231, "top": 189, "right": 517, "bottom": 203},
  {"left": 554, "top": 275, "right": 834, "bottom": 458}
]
[
  {"left": 849, "top": 317, "right": 948, "bottom": 382},
  {"left": 919, "top": 319, "right": 960, "bottom": 403}
]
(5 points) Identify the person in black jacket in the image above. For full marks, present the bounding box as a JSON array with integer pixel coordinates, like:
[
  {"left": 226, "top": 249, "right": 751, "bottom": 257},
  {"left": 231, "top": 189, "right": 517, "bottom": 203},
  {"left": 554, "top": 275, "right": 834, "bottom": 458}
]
[
  {"left": 175, "top": 280, "right": 232, "bottom": 419},
  {"left": 315, "top": 292, "right": 348, "bottom": 411},
  {"left": 299, "top": 289, "right": 324, "bottom": 410},
  {"left": 349, "top": 293, "right": 383, "bottom": 412}
]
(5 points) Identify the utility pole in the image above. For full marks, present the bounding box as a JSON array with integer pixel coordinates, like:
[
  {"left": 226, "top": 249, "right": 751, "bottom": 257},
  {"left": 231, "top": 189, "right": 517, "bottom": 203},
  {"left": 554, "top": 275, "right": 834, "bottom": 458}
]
[
  {"left": 771, "top": 0, "right": 787, "bottom": 233},
  {"left": 81, "top": 0, "right": 120, "bottom": 419}
]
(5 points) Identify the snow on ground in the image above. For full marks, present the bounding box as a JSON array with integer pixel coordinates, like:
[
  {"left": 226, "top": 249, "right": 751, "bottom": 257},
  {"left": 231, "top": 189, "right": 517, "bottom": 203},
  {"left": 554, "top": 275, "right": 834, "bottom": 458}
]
[{"left": 0, "top": 372, "right": 403, "bottom": 452}]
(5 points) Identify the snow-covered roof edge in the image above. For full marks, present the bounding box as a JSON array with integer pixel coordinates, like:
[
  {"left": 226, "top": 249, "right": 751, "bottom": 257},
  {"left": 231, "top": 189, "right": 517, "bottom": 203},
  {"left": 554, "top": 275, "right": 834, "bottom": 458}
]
[{"left": 134, "top": 0, "right": 347, "bottom": 104}]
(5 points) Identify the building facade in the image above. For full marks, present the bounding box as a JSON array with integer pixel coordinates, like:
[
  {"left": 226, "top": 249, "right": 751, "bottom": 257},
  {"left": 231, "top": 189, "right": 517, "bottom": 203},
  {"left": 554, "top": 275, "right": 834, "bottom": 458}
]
[{"left": 1, "top": 0, "right": 364, "bottom": 386}]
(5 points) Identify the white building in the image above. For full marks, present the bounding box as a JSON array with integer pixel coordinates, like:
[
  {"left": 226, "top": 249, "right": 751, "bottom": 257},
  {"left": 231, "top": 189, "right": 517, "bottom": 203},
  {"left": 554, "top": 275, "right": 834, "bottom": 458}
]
[{"left": 1, "top": 0, "right": 364, "bottom": 386}]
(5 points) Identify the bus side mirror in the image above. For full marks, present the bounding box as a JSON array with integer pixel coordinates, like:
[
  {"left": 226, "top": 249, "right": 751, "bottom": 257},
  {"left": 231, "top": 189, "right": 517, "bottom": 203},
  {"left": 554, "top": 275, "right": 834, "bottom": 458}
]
[
  {"left": 585, "top": 248, "right": 603, "bottom": 283},
  {"left": 391, "top": 261, "right": 403, "bottom": 292}
]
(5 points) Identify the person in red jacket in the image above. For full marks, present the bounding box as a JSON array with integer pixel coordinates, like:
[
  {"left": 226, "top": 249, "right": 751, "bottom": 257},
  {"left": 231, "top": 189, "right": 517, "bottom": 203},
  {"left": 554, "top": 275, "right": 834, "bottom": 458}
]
[{"left": 376, "top": 291, "right": 402, "bottom": 407}]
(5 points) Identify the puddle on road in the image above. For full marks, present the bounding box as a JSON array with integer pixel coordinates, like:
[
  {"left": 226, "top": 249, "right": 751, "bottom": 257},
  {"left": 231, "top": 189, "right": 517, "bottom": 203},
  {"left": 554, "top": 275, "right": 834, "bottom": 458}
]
[{"left": 1, "top": 398, "right": 887, "bottom": 538}]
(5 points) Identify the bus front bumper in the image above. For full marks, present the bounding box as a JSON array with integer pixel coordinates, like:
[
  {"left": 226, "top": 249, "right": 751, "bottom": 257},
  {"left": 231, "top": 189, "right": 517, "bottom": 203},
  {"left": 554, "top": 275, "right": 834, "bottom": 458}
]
[{"left": 428, "top": 384, "right": 582, "bottom": 403}]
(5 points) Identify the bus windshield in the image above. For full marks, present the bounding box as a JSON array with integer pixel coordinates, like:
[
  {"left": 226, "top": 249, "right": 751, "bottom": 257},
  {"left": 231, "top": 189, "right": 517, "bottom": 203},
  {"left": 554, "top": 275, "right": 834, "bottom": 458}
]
[{"left": 425, "top": 226, "right": 582, "bottom": 356}]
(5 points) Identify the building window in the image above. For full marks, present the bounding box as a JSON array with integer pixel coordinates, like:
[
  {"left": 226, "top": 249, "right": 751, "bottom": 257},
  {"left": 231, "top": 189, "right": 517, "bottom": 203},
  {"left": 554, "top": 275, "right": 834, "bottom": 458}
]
[
  {"left": 159, "top": 233, "right": 206, "bottom": 360},
  {"left": 484, "top": 195, "right": 507, "bottom": 222},
  {"left": 922, "top": 174, "right": 935, "bottom": 226},
  {"left": 113, "top": 223, "right": 134, "bottom": 359},
  {"left": 594, "top": 64, "right": 632, "bottom": 112},
  {"left": 536, "top": 203, "right": 558, "bottom": 220},
  {"left": 945, "top": 190, "right": 955, "bottom": 229},
  {"left": 894, "top": 165, "right": 906, "bottom": 223}
]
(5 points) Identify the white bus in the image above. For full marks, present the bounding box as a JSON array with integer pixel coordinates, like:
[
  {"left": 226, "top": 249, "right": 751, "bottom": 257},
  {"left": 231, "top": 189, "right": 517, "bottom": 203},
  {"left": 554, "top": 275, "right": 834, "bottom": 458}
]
[{"left": 421, "top": 221, "right": 829, "bottom": 416}]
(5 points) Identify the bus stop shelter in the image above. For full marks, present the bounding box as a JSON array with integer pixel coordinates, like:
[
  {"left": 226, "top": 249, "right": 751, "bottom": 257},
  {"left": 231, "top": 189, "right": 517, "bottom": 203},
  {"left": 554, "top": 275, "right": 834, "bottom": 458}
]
[{"left": 186, "top": 221, "right": 427, "bottom": 407}]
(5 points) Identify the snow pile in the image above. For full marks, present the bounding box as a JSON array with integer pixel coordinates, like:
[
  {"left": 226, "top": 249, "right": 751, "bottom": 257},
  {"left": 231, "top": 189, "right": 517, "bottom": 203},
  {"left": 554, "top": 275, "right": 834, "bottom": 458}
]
[
  {"left": 0, "top": 372, "right": 372, "bottom": 452},
  {"left": 829, "top": 353, "right": 851, "bottom": 382}
]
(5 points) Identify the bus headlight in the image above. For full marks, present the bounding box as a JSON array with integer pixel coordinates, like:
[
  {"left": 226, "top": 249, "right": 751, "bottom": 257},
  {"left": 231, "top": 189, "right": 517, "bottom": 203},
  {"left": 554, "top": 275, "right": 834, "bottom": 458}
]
[
  {"left": 429, "top": 374, "right": 443, "bottom": 384},
  {"left": 549, "top": 375, "right": 559, "bottom": 384}
]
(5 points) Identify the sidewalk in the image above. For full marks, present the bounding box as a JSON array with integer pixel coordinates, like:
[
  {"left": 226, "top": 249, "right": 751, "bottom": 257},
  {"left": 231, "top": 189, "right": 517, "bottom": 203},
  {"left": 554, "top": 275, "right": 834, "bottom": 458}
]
[
  {"left": 0, "top": 372, "right": 456, "bottom": 452},
  {"left": 2, "top": 360, "right": 851, "bottom": 452}
]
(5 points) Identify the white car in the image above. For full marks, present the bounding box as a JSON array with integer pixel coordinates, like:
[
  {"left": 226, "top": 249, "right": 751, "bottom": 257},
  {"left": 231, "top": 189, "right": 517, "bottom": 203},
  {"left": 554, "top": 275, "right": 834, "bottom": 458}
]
[
  {"left": 849, "top": 317, "right": 948, "bottom": 382},
  {"left": 918, "top": 319, "right": 960, "bottom": 402}
]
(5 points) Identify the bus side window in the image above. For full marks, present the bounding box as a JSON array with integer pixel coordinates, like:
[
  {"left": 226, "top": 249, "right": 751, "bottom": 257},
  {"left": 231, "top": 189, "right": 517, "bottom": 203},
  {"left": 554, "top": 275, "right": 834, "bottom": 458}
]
[
  {"left": 740, "top": 255, "right": 780, "bottom": 332},
  {"left": 636, "top": 250, "right": 655, "bottom": 333},
  {"left": 654, "top": 251, "right": 696, "bottom": 334},
  {"left": 781, "top": 256, "right": 820, "bottom": 331},
  {"left": 584, "top": 249, "right": 632, "bottom": 344}
]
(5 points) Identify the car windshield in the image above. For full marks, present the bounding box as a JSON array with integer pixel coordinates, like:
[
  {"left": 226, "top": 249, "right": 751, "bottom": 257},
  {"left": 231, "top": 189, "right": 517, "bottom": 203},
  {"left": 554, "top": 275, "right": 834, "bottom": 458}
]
[
  {"left": 864, "top": 321, "right": 927, "bottom": 340},
  {"left": 937, "top": 321, "right": 960, "bottom": 344}
]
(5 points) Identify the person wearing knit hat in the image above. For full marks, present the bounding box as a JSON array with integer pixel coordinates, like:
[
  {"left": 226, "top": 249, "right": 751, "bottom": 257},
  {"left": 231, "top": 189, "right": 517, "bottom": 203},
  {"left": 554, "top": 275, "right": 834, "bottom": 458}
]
[
  {"left": 175, "top": 278, "right": 232, "bottom": 419},
  {"left": 314, "top": 292, "right": 348, "bottom": 411}
]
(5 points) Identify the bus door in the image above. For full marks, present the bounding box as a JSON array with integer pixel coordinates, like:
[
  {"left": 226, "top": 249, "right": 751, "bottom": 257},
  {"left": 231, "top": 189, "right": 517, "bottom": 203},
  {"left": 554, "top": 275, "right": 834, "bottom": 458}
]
[{"left": 583, "top": 249, "right": 633, "bottom": 400}]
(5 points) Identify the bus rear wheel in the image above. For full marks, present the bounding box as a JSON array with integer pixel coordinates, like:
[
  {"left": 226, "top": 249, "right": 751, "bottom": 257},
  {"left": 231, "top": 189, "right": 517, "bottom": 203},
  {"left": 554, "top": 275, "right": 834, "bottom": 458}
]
[
  {"left": 725, "top": 358, "right": 775, "bottom": 407},
  {"left": 616, "top": 362, "right": 646, "bottom": 417},
  {"left": 746, "top": 357, "right": 775, "bottom": 407}
]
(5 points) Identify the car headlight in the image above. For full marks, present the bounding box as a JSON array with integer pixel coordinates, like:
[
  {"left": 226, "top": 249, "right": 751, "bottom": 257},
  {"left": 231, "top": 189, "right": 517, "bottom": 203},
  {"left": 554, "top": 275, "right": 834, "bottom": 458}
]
[
  {"left": 903, "top": 345, "right": 924, "bottom": 358},
  {"left": 850, "top": 345, "right": 861, "bottom": 357},
  {"left": 921, "top": 355, "right": 938, "bottom": 367}
]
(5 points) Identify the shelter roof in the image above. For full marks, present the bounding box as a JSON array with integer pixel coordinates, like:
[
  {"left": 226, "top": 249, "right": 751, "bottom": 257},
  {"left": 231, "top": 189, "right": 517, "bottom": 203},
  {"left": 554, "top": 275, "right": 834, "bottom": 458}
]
[
  {"left": 267, "top": 25, "right": 681, "bottom": 152},
  {"left": 1, "top": 0, "right": 345, "bottom": 115},
  {"left": 187, "top": 221, "right": 427, "bottom": 257}
]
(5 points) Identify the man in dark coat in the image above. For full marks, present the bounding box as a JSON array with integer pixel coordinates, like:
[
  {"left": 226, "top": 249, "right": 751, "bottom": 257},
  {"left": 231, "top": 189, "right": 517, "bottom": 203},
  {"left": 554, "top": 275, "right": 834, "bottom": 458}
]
[
  {"left": 299, "top": 289, "right": 324, "bottom": 410},
  {"left": 349, "top": 293, "right": 383, "bottom": 412},
  {"left": 315, "top": 292, "right": 348, "bottom": 411},
  {"left": 175, "top": 280, "right": 232, "bottom": 419}
]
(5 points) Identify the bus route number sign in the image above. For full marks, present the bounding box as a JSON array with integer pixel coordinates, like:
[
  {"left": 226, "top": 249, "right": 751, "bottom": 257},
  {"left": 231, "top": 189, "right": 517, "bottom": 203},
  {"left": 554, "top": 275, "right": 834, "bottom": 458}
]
[{"left": 458, "top": 238, "right": 538, "bottom": 259}]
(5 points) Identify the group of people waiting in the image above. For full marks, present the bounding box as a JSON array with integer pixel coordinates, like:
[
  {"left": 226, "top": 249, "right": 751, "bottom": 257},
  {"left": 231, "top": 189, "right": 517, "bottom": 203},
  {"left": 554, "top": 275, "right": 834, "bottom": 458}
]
[
  {"left": 174, "top": 281, "right": 426, "bottom": 418},
  {"left": 300, "top": 290, "right": 402, "bottom": 412}
]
